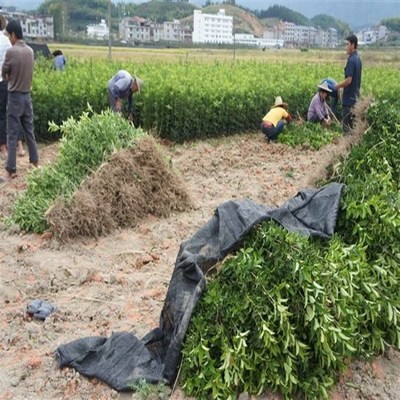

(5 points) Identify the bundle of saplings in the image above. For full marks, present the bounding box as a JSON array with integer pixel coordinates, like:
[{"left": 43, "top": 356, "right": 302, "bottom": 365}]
[
  {"left": 9, "top": 110, "right": 190, "bottom": 237},
  {"left": 278, "top": 121, "right": 342, "bottom": 150},
  {"left": 181, "top": 100, "right": 400, "bottom": 399},
  {"left": 45, "top": 137, "right": 191, "bottom": 239},
  {"left": 9, "top": 109, "right": 145, "bottom": 233}
]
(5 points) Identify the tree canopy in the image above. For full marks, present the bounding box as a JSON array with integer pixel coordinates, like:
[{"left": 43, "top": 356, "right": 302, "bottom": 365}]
[
  {"left": 36, "top": 0, "right": 350, "bottom": 40},
  {"left": 255, "top": 5, "right": 310, "bottom": 26},
  {"left": 124, "top": 1, "right": 196, "bottom": 23},
  {"left": 381, "top": 17, "right": 400, "bottom": 32},
  {"left": 37, "top": 0, "right": 196, "bottom": 33},
  {"left": 311, "top": 14, "right": 351, "bottom": 37}
]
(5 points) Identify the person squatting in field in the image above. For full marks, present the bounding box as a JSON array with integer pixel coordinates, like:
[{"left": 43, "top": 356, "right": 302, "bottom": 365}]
[
  {"left": 107, "top": 70, "right": 143, "bottom": 123},
  {"left": 335, "top": 34, "right": 362, "bottom": 134},
  {"left": 320, "top": 77, "right": 341, "bottom": 117},
  {"left": 307, "top": 82, "right": 332, "bottom": 128},
  {"left": 261, "top": 96, "right": 292, "bottom": 143},
  {"left": 1, "top": 19, "right": 38, "bottom": 183}
]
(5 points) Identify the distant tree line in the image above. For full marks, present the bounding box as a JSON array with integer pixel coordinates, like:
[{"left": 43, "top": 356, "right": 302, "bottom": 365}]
[
  {"left": 35, "top": 0, "right": 384, "bottom": 41},
  {"left": 381, "top": 17, "right": 400, "bottom": 32},
  {"left": 254, "top": 5, "right": 351, "bottom": 37},
  {"left": 255, "top": 5, "right": 310, "bottom": 26}
]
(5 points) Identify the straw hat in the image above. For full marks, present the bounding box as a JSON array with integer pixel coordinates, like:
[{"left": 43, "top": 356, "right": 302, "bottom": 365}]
[
  {"left": 317, "top": 82, "right": 332, "bottom": 93},
  {"left": 134, "top": 77, "right": 144, "bottom": 93},
  {"left": 271, "top": 96, "right": 288, "bottom": 108},
  {"left": 0, "top": 15, "right": 6, "bottom": 31}
]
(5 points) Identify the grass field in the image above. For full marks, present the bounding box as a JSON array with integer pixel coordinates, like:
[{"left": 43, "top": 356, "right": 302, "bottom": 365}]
[{"left": 48, "top": 43, "right": 400, "bottom": 66}]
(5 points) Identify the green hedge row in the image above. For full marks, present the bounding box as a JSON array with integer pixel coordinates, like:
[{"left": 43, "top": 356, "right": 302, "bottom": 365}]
[
  {"left": 180, "top": 101, "right": 400, "bottom": 399},
  {"left": 31, "top": 58, "right": 400, "bottom": 142}
]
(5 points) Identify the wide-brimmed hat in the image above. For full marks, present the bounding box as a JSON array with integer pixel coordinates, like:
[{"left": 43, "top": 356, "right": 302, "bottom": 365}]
[
  {"left": 317, "top": 82, "right": 332, "bottom": 93},
  {"left": 271, "top": 96, "right": 288, "bottom": 108},
  {"left": 134, "top": 77, "right": 144, "bottom": 93},
  {"left": 0, "top": 15, "right": 6, "bottom": 31}
]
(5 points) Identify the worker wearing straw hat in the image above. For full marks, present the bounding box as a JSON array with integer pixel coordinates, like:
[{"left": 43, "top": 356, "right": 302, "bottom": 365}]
[
  {"left": 320, "top": 77, "right": 341, "bottom": 117},
  {"left": 307, "top": 82, "right": 332, "bottom": 128},
  {"left": 261, "top": 96, "right": 292, "bottom": 143}
]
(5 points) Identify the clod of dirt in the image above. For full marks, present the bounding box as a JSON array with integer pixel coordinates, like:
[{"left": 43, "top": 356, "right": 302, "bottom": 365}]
[{"left": 46, "top": 137, "right": 191, "bottom": 240}]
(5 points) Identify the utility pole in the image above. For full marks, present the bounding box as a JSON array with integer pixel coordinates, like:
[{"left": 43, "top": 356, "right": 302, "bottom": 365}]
[
  {"left": 108, "top": 0, "right": 112, "bottom": 61},
  {"left": 233, "top": 33, "right": 236, "bottom": 63}
]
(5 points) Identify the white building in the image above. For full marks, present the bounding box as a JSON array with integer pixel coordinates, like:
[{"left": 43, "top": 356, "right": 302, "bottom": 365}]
[
  {"left": 234, "top": 33, "right": 284, "bottom": 48},
  {"left": 2, "top": 10, "right": 54, "bottom": 40},
  {"left": 326, "top": 27, "right": 338, "bottom": 47},
  {"left": 265, "top": 21, "right": 337, "bottom": 48},
  {"left": 152, "top": 19, "right": 185, "bottom": 42},
  {"left": 162, "top": 20, "right": 185, "bottom": 42},
  {"left": 87, "top": 19, "right": 109, "bottom": 40},
  {"left": 357, "top": 25, "right": 388, "bottom": 44},
  {"left": 119, "top": 17, "right": 151, "bottom": 43},
  {"left": 119, "top": 17, "right": 187, "bottom": 44},
  {"left": 192, "top": 9, "right": 233, "bottom": 45}
]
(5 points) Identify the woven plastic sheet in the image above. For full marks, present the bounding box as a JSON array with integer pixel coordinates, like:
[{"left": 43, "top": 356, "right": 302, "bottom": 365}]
[{"left": 56, "top": 183, "right": 344, "bottom": 391}]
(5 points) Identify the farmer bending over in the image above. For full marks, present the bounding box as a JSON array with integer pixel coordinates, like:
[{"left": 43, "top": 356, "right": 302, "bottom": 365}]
[
  {"left": 107, "top": 70, "right": 143, "bottom": 122},
  {"left": 307, "top": 82, "right": 332, "bottom": 128},
  {"left": 261, "top": 96, "right": 292, "bottom": 143},
  {"left": 52, "top": 50, "right": 66, "bottom": 71}
]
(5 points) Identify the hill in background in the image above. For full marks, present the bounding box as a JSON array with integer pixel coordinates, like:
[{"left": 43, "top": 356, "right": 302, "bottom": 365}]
[
  {"left": 23, "top": 0, "right": 351, "bottom": 39},
  {"left": 130, "top": 1, "right": 197, "bottom": 23},
  {"left": 9, "top": 0, "right": 400, "bottom": 29}
]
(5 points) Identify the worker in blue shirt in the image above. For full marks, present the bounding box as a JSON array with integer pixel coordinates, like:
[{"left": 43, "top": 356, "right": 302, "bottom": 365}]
[{"left": 335, "top": 34, "right": 362, "bottom": 134}]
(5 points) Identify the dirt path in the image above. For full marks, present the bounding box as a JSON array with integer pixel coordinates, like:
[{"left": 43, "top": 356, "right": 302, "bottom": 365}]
[{"left": 0, "top": 133, "right": 399, "bottom": 400}]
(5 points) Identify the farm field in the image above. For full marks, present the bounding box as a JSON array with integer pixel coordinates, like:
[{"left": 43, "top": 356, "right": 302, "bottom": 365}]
[
  {"left": 1, "top": 45, "right": 400, "bottom": 399},
  {"left": 48, "top": 44, "right": 400, "bottom": 66},
  {"left": 2, "top": 132, "right": 400, "bottom": 400}
]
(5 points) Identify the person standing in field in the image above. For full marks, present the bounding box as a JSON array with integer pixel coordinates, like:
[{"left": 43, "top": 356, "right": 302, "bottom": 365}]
[
  {"left": 0, "top": 15, "right": 11, "bottom": 159},
  {"left": 1, "top": 20, "right": 38, "bottom": 182},
  {"left": 261, "top": 96, "right": 292, "bottom": 143},
  {"left": 107, "top": 70, "right": 143, "bottom": 122},
  {"left": 307, "top": 82, "right": 332, "bottom": 128},
  {"left": 335, "top": 34, "right": 362, "bottom": 134},
  {"left": 0, "top": 15, "right": 25, "bottom": 160}
]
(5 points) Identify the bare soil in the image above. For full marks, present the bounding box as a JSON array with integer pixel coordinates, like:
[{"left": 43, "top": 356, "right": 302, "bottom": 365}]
[{"left": 1, "top": 132, "right": 399, "bottom": 400}]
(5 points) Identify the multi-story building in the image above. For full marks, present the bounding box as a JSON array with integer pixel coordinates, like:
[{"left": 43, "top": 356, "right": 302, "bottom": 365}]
[
  {"left": 192, "top": 9, "right": 233, "bottom": 45},
  {"left": 119, "top": 17, "right": 151, "bottom": 44},
  {"left": 119, "top": 17, "right": 188, "bottom": 44},
  {"left": 357, "top": 25, "right": 388, "bottom": 44},
  {"left": 87, "top": 19, "right": 109, "bottom": 40},
  {"left": 263, "top": 22, "right": 285, "bottom": 41},
  {"left": 162, "top": 19, "right": 185, "bottom": 42},
  {"left": 1, "top": 10, "right": 54, "bottom": 40},
  {"left": 265, "top": 21, "right": 337, "bottom": 48},
  {"left": 325, "top": 27, "right": 338, "bottom": 47}
]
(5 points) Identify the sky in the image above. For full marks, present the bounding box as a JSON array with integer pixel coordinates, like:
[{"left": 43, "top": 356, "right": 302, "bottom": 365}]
[{"left": 3, "top": 1, "right": 400, "bottom": 28}]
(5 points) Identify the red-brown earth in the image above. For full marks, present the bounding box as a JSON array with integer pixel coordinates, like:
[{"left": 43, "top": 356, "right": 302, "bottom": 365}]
[{"left": 1, "top": 132, "right": 399, "bottom": 400}]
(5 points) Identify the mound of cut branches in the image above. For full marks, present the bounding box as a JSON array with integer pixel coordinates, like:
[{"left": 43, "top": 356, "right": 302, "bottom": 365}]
[{"left": 46, "top": 137, "right": 191, "bottom": 239}]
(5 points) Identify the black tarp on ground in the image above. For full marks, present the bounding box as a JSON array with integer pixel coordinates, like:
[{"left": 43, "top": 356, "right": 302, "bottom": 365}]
[
  {"left": 27, "top": 43, "right": 51, "bottom": 59},
  {"left": 56, "top": 182, "right": 344, "bottom": 391}
]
